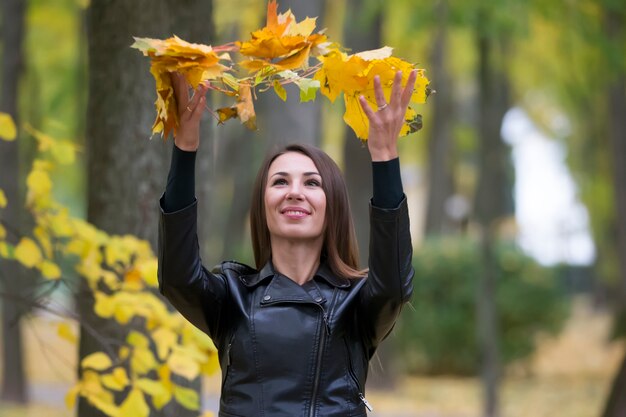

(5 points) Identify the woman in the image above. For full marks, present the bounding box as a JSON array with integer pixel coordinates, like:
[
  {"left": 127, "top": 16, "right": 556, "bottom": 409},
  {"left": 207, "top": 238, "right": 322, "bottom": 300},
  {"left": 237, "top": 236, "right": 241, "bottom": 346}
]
[{"left": 158, "top": 70, "right": 417, "bottom": 417}]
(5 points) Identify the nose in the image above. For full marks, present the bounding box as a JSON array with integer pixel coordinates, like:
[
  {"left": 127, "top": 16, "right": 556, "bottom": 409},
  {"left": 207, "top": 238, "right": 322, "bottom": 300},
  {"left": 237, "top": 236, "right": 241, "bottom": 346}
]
[{"left": 286, "top": 181, "right": 304, "bottom": 200}]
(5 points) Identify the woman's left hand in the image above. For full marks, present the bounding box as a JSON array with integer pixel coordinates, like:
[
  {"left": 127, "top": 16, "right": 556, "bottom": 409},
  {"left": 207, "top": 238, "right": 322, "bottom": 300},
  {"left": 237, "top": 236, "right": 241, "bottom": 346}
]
[{"left": 359, "top": 69, "right": 417, "bottom": 162}]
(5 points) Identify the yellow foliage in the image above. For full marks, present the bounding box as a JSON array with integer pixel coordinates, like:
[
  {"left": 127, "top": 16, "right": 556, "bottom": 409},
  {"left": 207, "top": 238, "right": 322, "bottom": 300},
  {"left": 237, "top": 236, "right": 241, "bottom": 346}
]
[
  {"left": 152, "top": 327, "right": 177, "bottom": 360},
  {"left": 167, "top": 347, "right": 201, "bottom": 380},
  {"left": 131, "top": 35, "right": 232, "bottom": 139},
  {"left": 133, "top": 1, "right": 427, "bottom": 142},
  {"left": 14, "top": 237, "right": 43, "bottom": 268},
  {"left": 315, "top": 48, "right": 429, "bottom": 140},
  {"left": 130, "top": 347, "right": 158, "bottom": 376},
  {"left": 118, "top": 388, "right": 150, "bottom": 417},
  {"left": 81, "top": 352, "right": 113, "bottom": 371},
  {"left": 101, "top": 368, "right": 130, "bottom": 392},
  {"left": 173, "top": 384, "right": 200, "bottom": 410},
  {"left": 39, "top": 260, "right": 61, "bottom": 280},
  {"left": 0, "top": 112, "right": 17, "bottom": 141}
]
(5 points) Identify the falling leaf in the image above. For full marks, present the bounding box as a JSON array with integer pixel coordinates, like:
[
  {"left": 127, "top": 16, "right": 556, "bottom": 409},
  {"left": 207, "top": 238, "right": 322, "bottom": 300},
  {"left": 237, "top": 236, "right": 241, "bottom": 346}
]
[{"left": 0, "top": 112, "right": 16, "bottom": 141}]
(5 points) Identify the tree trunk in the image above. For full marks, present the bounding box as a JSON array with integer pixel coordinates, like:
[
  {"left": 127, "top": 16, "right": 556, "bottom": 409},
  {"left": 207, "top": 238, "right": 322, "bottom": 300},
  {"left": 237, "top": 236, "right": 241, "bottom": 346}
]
[
  {"left": 473, "top": 21, "right": 513, "bottom": 417},
  {"left": 601, "top": 6, "right": 626, "bottom": 417},
  {"left": 81, "top": 2, "right": 214, "bottom": 416},
  {"left": 424, "top": 0, "right": 455, "bottom": 236},
  {"left": 0, "top": 0, "right": 28, "bottom": 404}
]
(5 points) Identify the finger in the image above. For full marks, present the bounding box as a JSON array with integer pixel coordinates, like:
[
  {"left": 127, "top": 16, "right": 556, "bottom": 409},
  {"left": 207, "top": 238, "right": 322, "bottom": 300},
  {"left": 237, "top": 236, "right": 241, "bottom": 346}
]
[
  {"left": 373, "top": 75, "right": 386, "bottom": 108},
  {"left": 390, "top": 70, "right": 403, "bottom": 106},
  {"left": 359, "top": 95, "right": 377, "bottom": 121},
  {"left": 189, "top": 94, "right": 206, "bottom": 121},
  {"left": 183, "top": 84, "right": 208, "bottom": 119},
  {"left": 400, "top": 70, "right": 418, "bottom": 109},
  {"left": 171, "top": 72, "right": 190, "bottom": 111}
]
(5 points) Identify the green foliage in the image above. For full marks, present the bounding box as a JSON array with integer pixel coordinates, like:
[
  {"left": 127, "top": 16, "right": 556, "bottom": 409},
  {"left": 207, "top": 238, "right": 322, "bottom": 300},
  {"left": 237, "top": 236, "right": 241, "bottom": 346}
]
[{"left": 394, "top": 237, "right": 569, "bottom": 375}]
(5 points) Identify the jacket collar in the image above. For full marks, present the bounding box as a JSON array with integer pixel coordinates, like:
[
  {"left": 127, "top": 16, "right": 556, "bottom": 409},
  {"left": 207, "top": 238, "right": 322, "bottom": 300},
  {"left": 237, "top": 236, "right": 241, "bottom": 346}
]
[{"left": 240, "top": 260, "right": 351, "bottom": 288}]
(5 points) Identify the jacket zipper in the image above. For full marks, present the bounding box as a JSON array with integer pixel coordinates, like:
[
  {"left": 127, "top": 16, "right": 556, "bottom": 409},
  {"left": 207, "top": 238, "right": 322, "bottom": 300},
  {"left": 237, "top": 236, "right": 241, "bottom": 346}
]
[
  {"left": 308, "top": 289, "right": 337, "bottom": 417},
  {"left": 344, "top": 338, "right": 374, "bottom": 412}
]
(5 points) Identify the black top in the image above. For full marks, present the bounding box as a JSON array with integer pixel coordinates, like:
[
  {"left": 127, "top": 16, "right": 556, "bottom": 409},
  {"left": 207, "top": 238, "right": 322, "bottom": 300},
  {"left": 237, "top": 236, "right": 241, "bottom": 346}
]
[{"left": 162, "top": 144, "right": 403, "bottom": 213}]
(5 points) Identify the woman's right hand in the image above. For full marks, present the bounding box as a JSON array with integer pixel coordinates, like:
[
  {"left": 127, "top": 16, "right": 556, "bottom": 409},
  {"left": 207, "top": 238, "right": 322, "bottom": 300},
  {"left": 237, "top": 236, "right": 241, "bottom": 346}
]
[{"left": 171, "top": 72, "right": 209, "bottom": 151}]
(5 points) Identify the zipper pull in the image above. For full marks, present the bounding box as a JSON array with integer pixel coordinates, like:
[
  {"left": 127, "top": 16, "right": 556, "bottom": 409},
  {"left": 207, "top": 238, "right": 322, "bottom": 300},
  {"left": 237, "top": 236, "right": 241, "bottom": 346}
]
[
  {"left": 226, "top": 342, "right": 232, "bottom": 366},
  {"left": 323, "top": 314, "right": 331, "bottom": 335},
  {"left": 359, "top": 393, "right": 373, "bottom": 412}
]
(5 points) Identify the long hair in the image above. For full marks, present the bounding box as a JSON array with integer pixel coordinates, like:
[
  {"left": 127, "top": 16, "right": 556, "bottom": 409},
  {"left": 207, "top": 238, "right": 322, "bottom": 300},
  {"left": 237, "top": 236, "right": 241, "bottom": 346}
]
[{"left": 250, "top": 143, "right": 366, "bottom": 279}]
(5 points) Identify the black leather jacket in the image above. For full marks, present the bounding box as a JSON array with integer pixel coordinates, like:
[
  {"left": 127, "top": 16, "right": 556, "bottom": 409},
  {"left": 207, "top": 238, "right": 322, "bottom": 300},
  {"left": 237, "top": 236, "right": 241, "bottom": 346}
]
[{"left": 158, "top": 197, "right": 414, "bottom": 417}]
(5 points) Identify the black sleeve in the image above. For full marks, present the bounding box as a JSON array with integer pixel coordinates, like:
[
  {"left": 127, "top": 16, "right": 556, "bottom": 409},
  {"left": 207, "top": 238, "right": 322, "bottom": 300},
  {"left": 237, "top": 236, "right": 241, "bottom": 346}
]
[
  {"left": 371, "top": 157, "right": 404, "bottom": 209},
  {"left": 162, "top": 144, "right": 196, "bottom": 213}
]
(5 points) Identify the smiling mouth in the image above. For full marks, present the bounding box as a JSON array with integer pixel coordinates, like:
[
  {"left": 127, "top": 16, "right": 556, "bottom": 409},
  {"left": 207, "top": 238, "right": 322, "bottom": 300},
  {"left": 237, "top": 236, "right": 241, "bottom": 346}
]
[{"left": 281, "top": 208, "right": 311, "bottom": 217}]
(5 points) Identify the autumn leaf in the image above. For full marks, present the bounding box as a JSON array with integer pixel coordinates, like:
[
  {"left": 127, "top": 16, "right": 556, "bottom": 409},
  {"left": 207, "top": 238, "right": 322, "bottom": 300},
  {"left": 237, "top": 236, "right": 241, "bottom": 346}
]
[
  {"left": 315, "top": 47, "right": 430, "bottom": 140},
  {"left": 217, "top": 83, "right": 257, "bottom": 130},
  {"left": 237, "top": 0, "right": 327, "bottom": 73},
  {"left": 131, "top": 35, "right": 232, "bottom": 139},
  {"left": 0, "top": 188, "right": 7, "bottom": 208}
]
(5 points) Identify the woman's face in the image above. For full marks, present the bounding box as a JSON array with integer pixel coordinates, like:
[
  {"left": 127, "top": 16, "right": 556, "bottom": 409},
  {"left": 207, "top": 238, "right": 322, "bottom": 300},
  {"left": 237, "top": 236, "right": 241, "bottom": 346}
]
[{"left": 264, "top": 152, "right": 327, "bottom": 244}]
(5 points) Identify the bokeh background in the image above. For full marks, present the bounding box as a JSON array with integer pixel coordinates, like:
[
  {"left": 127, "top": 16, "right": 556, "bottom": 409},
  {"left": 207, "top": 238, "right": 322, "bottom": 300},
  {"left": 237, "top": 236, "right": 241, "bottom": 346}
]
[{"left": 1, "top": 0, "right": 625, "bottom": 416}]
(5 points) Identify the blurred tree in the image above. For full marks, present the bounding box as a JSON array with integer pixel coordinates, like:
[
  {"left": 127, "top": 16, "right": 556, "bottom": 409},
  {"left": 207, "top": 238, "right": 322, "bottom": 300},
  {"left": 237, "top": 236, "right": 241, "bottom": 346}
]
[
  {"left": 0, "top": 0, "right": 28, "bottom": 404},
  {"left": 424, "top": 0, "right": 456, "bottom": 236},
  {"left": 82, "top": 1, "right": 214, "bottom": 416},
  {"left": 600, "top": 1, "right": 626, "bottom": 415},
  {"left": 472, "top": 8, "right": 514, "bottom": 417}
]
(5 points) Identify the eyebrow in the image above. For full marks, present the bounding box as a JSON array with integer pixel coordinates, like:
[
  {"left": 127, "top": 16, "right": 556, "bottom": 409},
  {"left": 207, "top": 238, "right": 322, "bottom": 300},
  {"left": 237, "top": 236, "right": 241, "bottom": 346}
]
[{"left": 270, "top": 171, "right": 321, "bottom": 178}]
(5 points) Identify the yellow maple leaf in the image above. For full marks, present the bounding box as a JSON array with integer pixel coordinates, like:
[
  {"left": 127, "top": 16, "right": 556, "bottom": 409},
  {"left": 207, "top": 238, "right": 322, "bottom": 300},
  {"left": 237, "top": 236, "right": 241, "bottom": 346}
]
[
  {"left": 132, "top": 35, "right": 232, "bottom": 139},
  {"left": 238, "top": 0, "right": 327, "bottom": 73},
  {"left": 316, "top": 47, "right": 429, "bottom": 140}
]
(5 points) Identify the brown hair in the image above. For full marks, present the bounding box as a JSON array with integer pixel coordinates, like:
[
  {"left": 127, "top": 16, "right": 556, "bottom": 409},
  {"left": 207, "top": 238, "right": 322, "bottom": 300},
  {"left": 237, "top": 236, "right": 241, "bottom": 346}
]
[{"left": 250, "top": 143, "right": 366, "bottom": 279}]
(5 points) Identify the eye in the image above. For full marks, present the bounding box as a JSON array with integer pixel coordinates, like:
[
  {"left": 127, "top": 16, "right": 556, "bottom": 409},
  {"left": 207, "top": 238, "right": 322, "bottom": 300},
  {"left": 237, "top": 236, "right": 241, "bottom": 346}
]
[
  {"left": 271, "top": 178, "right": 288, "bottom": 186},
  {"left": 305, "top": 179, "right": 321, "bottom": 187}
]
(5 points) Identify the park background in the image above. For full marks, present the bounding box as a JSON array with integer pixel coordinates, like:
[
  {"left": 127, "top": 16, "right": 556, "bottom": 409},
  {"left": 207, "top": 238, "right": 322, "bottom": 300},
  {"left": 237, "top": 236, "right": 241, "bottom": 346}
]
[{"left": 0, "top": 0, "right": 625, "bottom": 416}]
